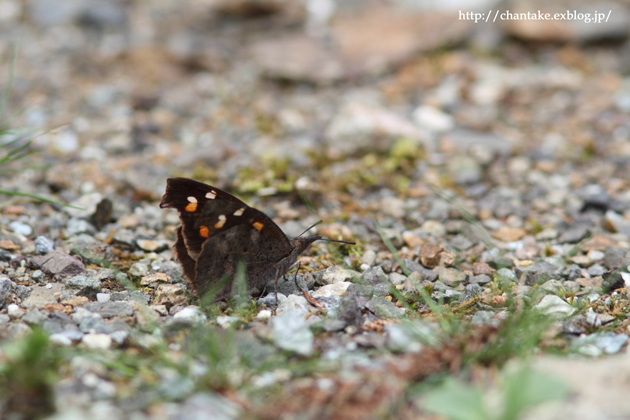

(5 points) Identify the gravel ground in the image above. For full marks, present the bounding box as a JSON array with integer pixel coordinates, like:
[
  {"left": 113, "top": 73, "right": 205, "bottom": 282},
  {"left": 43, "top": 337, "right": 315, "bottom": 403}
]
[{"left": 2, "top": 0, "right": 630, "bottom": 419}]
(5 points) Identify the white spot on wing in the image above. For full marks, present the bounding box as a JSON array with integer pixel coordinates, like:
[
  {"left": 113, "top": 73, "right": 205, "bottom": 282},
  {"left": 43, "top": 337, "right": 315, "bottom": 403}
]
[
  {"left": 214, "top": 214, "right": 227, "bottom": 229},
  {"left": 233, "top": 207, "right": 245, "bottom": 216},
  {"left": 206, "top": 190, "right": 217, "bottom": 199},
  {"left": 187, "top": 196, "right": 198, "bottom": 203}
]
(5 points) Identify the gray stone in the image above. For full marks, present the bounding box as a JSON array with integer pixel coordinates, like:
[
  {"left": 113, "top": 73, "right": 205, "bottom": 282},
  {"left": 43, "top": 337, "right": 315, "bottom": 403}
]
[
  {"left": 462, "top": 283, "right": 482, "bottom": 301},
  {"left": 587, "top": 263, "right": 607, "bottom": 277},
  {"left": 276, "top": 295, "right": 310, "bottom": 317},
  {"left": 316, "top": 266, "right": 357, "bottom": 285},
  {"left": 67, "top": 234, "right": 115, "bottom": 265},
  {"left": 605, "top": 210, "right": 630, "bottom": 237},
  {"left": 516, "top": 261, "right": 562, "bottom": 285},
  {"left": 573, "top": 333, "right": 629, "bottom": 356},
  {"left": 469, "top": 274, "right": 492, "bottom": 285},
  {"left": 361, "top": 249, "right": 376, "bottom": 266},
  {"left": 437, "top": 267, "right": 467, "bottom": 287},
  {"left": 579, "top": 184, "right": 610, "bottom": 211},
  {"left": 563, "top": 281, "right": 581, "bottom": 293},
  {"left": 541, "top": 279, "right": 565, "bottom": 294},
  {"left": 385, "top": 321, "right": 439, "bottom": 352},
  {"left": 66, "top": 217, "right": 96, "bottom": 236},
  {"left": 603, "top": 247, "right": 630, "bottom": 270},
  {"left": 337, "top": 293, "right": 363, "bottom": 327},
  {"left": 80, "top": 316, "right": 109, "bottom": 334},
  {"left": 83, "top": 301, "right": 134, "bottom": 318},
  {"left": 0, "top": 249, "right": 12, "bottom": 262},
  {"left": 448, "top": 155, "right": 482, "bottom": 185},
  {"left": 563, "top": 264, "right": 583, "bottom": 281},
  {"left": 155, "top": 260, "right": 184, "bottom": 281},
  {"left": 265, "top": 272, "right": 302, "bottom": 296},
  {"left": 445, "top": 129, "right": 513, "bottom": 157},
  {"left": 130, "top": 290, "right": 151, "bottom": 305},
  {"left": 128, "top": 262, "right": 150, "bottom": 279},
  {"left": 365, "top": 296, "right": 405, "bottom": 319},
  {"left": 311, "top": 282, "right": 351, "bottom": 299},
  {"left": 22, "top": 309, "right": 49, "bottom": 325},
  {"left": 362, "top": 266, "right": 389, "bottom": 286},
  {"left": 29, "top": 251, "right": 86, "bottom": 279},
  {"left": 322, "top": 318, "right": 347, "bottom": 332},
  {"left": 31, "top": 270, "right": 45, "bottom": 282},
  {"left": 22, "top": 286, "right": 57, "bottom": 310},
  {"left": 112, "top": 229, "right": 136, "bottom": 248},
  {"left": 558, "top": 224, "right": 590, "bottom": 244},
  {"left": 28, "top": 0, "right": 89, "bottom": 26},
  {"left": 471, "top": 310, "right": 502, "bottom": 328},
  {"left": 182, "top": 392, "right": 242, "bottom": 420},
  {"left": 389, "top": 272, "right": 407, "bottom": 285},
  {"left": 154, "top": 284, "right": 188, "bottom": 306},
  {"left": 270, "top": 309, "right": 313, "bottom": 356},
  {"left": 42, "top": 319, "right": 65, "bottom": 334},
  {"left": 432, "top": 288, "right": 462, "bottom": 303},
  {"left": 14, "top": 285, "right": 32, "bottom": 301},
  {"left": 480, "top": 247, "right": 514, "bottom": 269},
  {"left": 534, "top": 295, "right": 575, "bottom": 316},
  {"left": 404, "top": 259, "right": 439, "bottom": 281},
  {"left": 34, "top": 236, "right": 55, "bottom": 254},
  {"left": 0, "top": 276, "right": 12, "bottom": 310},
  {"left": 78, "top": 0, "right": 128, "bottom": 28},
  {"left": 173, "top": 307, "right": 208, "bottom": 325},
  {"left": 450, "top": 234, "right": 473, "bottom": 251},
  {"left": 344, "top": 284, "right": 374, "bottom": 308},
  {"left": 3, "top": 322, "right": 32, "bottom": 339},
  {"left": 111, "top": 290, "right": 130, "bottom": 301},
  {"left": 64, "top": 276, "right": 102, "bottom": 300}
]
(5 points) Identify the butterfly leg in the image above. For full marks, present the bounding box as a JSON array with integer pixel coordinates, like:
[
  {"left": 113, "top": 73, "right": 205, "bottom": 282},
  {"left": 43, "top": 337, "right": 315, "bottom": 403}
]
[
  {"left": 293, "top": 260, "right": 301, "bottom": 290},
  {"left": 274, "top": 268, "right": 280, "bottom": 305}
]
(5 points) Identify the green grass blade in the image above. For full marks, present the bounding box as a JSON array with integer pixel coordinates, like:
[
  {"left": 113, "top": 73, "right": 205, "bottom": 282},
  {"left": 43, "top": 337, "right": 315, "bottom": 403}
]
[{"left": 0, "top": 190, "right": 83, "bottom": 209}]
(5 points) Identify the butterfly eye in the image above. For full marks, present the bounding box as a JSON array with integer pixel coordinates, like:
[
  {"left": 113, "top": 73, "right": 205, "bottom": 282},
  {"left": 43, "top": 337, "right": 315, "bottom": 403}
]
[{"left": 199, "top": 225, "right": 209, "bottom": 238}]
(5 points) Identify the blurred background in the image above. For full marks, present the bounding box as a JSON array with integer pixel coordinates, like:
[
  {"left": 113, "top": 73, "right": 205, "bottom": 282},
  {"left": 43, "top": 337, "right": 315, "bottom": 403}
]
[{"left": 1, "top": 0, "right": 630, "bottom": 208}]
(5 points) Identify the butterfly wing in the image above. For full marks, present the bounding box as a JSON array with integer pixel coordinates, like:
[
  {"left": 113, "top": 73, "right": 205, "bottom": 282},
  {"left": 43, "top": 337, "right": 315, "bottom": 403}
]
[
  {"left": 160, "top": 177, "right": 294, "bottom": 299},
  {"left": 194, "top": 220, "right": 296, "bottom": 299},
  {"left": 160, "top": 177, "right": 248, "bottom": 260}
]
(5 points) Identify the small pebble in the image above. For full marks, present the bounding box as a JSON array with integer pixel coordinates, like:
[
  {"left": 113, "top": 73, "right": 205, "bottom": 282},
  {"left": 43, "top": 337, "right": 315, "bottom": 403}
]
[
  {"left": 82, "top": 333, "right": 113, "bottom": 350},
  {"left": 96, "top": 293, "right": 111, "bottom": 303}
]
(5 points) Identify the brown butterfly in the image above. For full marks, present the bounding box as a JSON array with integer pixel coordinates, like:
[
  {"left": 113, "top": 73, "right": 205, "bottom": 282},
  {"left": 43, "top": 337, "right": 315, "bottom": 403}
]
[{"left": 160, "top": 178, "right": 354, "bottom": 300}]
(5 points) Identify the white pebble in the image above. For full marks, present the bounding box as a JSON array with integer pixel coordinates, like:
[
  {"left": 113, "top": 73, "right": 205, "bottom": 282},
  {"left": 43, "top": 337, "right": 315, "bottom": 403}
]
[
  {"left": 82, "top": 333, "right": 112, "bottom": 350},
  {"left": 96, "top": 293, "right": 111, "bottom": 303}
]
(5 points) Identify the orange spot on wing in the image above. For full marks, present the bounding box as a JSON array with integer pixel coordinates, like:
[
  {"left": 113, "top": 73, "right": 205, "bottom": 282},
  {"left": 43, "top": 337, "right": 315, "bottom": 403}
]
[
  {"left": 185, "top": 202, "right": 198, "bottom": 212},
  {"left": 253, "top": 221, "right": 264, "bottom": 231},
  {"left": 199, "top": 225, "right": 209, "bottom": 238}
]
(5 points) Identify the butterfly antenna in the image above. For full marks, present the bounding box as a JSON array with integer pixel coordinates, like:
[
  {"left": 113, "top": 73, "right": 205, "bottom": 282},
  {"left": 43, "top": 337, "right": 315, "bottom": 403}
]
[
  {"left": 298, "top": 220, "right": 323, "bottom": 237},
  {"left": 299, "top": 220, "right": 356, "bottom": 245},
  {"left": 322, "top": 238, "right": 356, "bottom": 245}
]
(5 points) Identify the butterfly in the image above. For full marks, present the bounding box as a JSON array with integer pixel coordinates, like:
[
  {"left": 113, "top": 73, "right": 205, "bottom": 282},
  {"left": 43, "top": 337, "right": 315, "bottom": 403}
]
[{"left": 159, "top": 177, "right": 354, "bottom": 301}]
